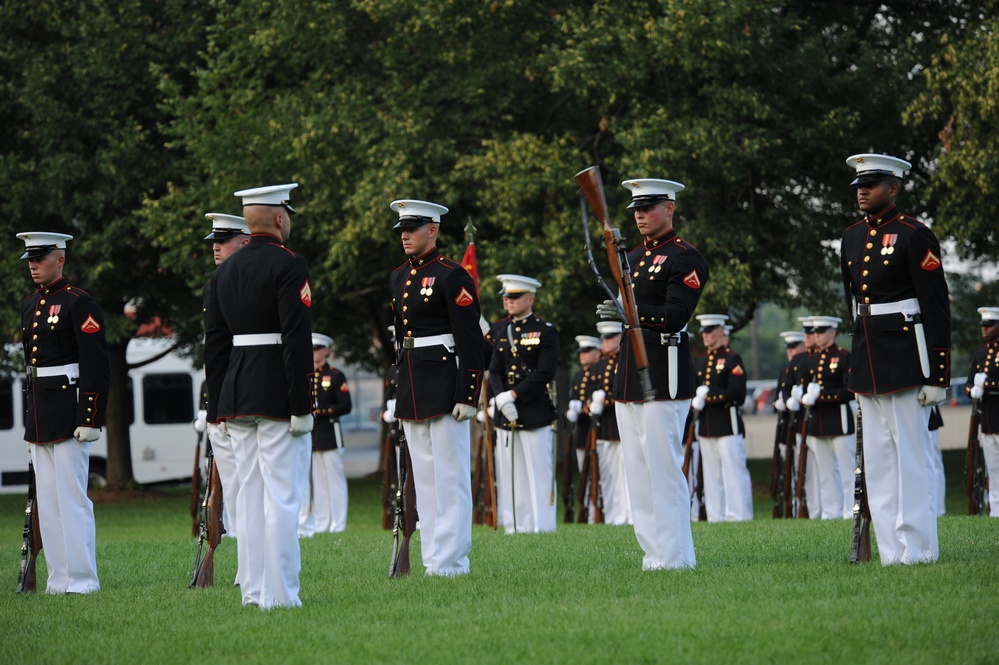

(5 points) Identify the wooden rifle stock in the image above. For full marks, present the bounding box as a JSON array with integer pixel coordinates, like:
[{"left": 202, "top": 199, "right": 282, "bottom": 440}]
[
  {"left": 681, "top": 416, "right": 696, "bottom": 480},
  {"left": 575, "top": 425, "right": 603, "bottom": 524},
  {"left": 480, "top": 384, "right": 497, "bottom": 529},
  {"left": 190, "top": 429, "right": 203, "bottom": 537},
  {"left": 850, "top": 404, "right": 871, "bottom": 563},
  {"left": 965, "top": 397, "right": 986, "bottom": 516},
  {"left": 795, "top": 406, "right": 810, "bottom": 519},
  {"left": 191, "top": 449, "right": 225, "bottom": 587},
  {"left": 771, "top": 411, "right": 786, "bottom": 519},
  {"left": 575, "top": 166, "right": 655, "bottom": 401},
  {"left": 389, "top": 431, "right": 417, "bottom": 577},
  {"left": 16, "top": 460, "right": 41, "bottom": 594}
]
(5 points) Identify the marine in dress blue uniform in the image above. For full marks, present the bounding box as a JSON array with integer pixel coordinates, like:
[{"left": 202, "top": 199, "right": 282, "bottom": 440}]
[
  {"left": 964, "top": 307, "right": 999, "bottom": 516},
  {"left": 307, "top": 333, "right": 352, "bottom": 533},
  {"left": 840, "top": 154, "right": 950, "bottom": 564},
  {"left": 194, "top": 213, "right": 250, "bottom": 550},
  {"left": 389, "top": 199, "right": 483, "bottom": 575},
  {"left": 18, "top": 231, "right": 109, "bottom": 594},
  {"left": 586, "top": 321, "right": 631, "bottom": 524},
  {"left": 598, "top": 178, "right": 709, "bottom": 570},
  {"left": 488, "top": 274, "right": 559, "bottom": 533},
  {"left": 797, "top": 316, "right": 855, "bottom": 519},
  {"left": 204, "top": 183, "right": 314, "bottom": 607},
  {"left": 691, "top": 315, "right": 753, "bottom": 522},
  {"left": 566, "top": 335, "right": 601, "bottom": 472}
]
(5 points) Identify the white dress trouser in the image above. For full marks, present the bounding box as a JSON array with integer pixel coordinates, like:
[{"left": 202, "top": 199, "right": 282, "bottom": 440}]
[
  {"left": 698, "top": 434, "right": 754, "bottom": 522},
  {"left": 208, "top": 422, "right": 239, "bottom": 539},
  {"left": 597, "top": 439, "right": 631, "bottom": 525},
  {"left": 297, "top": 457, "right": 317, "bottom": 538},
  {"left": 31, "top": 439, "right": 99, "bottom": 594},
  {"left": 616, "top": 401, "right": 696, "bottom": 570},
  {"left": 832, "top": 434, "right": 857, "bottom": 519},
  {"left": 402, "top": 416, "right": 472, "bottom": 575},
  {"left": 981, "top": 433, "right": 999, "bottom": 517},
  {"left": 495, "top": 426, "right": 556, "bottom": 533},
  {"left": 927, "top": 430, "right": 946, "bottom": 516},
  {"left": 805, "top": 435, "right": 845, "bottom": 520},
  {"left": 857, "top": 391, "right": 938, "bottom": 565},
  {"left": 229, "top": 417, "right": 311, "bottom": 608},
  {"left": 311, "top": 448, "right": 348, "bottom": 532}
]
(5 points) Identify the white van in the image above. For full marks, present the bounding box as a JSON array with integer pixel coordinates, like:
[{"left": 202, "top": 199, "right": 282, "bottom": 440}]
[
  {"left": 1, "top": 337, "right": 386, "bottom": 493},
  {"left": 0, "top": 337, "right": 202, "bottom": 494}
]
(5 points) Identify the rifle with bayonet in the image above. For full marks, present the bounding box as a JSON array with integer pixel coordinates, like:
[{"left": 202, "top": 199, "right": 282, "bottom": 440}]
[
  {"left": 575, "top": 166, "right": 656, "bottom": 402},
  {"left": 16, "top": 459, "right": 41, "bottom": 594},
  {"left": 850, "top": 403, "right": 871, "bottom": 563},
  {"left": 190, "top": 446, "right": 225, "bottom": 587},
  {"left": 389, "top": 430, "right": 418, "bottom": 577}
]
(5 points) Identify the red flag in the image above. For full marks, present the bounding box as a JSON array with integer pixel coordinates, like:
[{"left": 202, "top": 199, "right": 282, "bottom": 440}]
[{"left": 461, "top": 242, "right": 479, "bottom": 296}]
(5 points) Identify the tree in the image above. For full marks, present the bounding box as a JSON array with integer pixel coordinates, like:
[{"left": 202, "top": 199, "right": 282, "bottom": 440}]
[
  {"left": 0, "top": 0, "right": 215, "bottom": 487},
  {"left": 905, "top": 13, "right": 999, "bottom": 260}
]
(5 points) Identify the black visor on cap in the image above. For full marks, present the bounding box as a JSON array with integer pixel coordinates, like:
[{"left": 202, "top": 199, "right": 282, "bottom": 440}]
[
  {"left": 627, "top": 194, "right": 670, "bottom": 209},
  {"left": 785, "top": 340, "right": 804, "bottom": 348},
  {"left": 21, "top": 245, "right": 59, "bottom": 260},
  {"left": 204, "top": 229, "right": 247, "bottom": 241},
  {"left": 850, "top": 171, "right": 894, "bottom": 187},
  {"left": 393, "top": 216, "right": 434, "bottom": 230},
  {"left": 981, "top": 320, "right": 998, "bottom": 327},
  {"left": 700, "top": 324, "right": 721, "bottom": 333}
]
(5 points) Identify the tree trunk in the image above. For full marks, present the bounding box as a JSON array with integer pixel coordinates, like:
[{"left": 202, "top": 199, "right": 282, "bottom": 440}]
[{"left": 105, "top": 341, "right": 134, "bottom": 489}]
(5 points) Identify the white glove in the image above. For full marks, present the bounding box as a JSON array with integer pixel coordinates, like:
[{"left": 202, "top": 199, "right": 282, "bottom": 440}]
[
  {"left": 452, "top": 403, "right": 476, "bottom": 422},
  {"left": 786, "top": 390, "right": 801, "bottom": 411},
  {"left": 193, "top": 409, "right": 207, "bottom": 433},
  {"left": 488, "top": 398, "right": 496, "bottom": 420},
  {"left": 790, "top": 385, "right": 803, "bottom": 401},
  {"left": 590, "top": 390, "right": 606, "bottom": 416},
  {"left": 970, "top": 385, "right": 984, "bottom": 400},
  {"left": 218, "top": 419, "right": 228, "bottom": 437},
  {"left": 971, "top": 372, "right": 987, "bottom": 399},
  {"left": 802, "top": 383, "right": 820, "bottom": 407},
  {"left": 74, "top": 426, "right": 101, "bottom": 443},
  {"left": 773, "top": 396, "right": 786, "bottom": 412},
  {"left": 290, "top": 414, "right": 314, "bottom": 436},
  {"left": 495, "top": 390, "right": 519, "bottom": 422},
  {"left": 382, "top": 398, "right": 397, "bottom": 423},
  {"left": 596, "top": 299, "right": 622, "bottom": 321},
  {"left": 476, "top": 409, "right": 486, "bottom": 423},
  {"left": 691, "top": 396, "right": 706, "bottom": 412},
  {"left": 917, "top": 385, "right": 947, "bottom": 407},
  {"left": 479, "top": 315, "right": 490, "bottom": 336},
  {"left": 695, "top": 385, "right": 710, "bottom": 399},
  {"left": 975, "top": 372, "right": 987, "bottom": 388},
  {"left": 566, "top": 405, "right": 579, "bottom": 423}
]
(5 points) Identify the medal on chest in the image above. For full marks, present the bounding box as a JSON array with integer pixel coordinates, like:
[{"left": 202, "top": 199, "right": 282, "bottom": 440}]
[
  {"left": 47, "top": 305, "right": 61, "bottom": 325},
  {"left": 714, "top": 358, "right": 726, "bottom": 372},
  {"left": 880, "top": 233, "right": 897, "bottom": 256},
  {"left": 829, "top": 357, "right": 839, "bottom": 372},
  {"left": 420, "top": 277, "right": 436, "bottom": 297},
  {"left": 648, "top": 254, "right": 666, "bottom": 274},
  {"left": 519, "top": 331, "right": 541, "bottom": 347}
]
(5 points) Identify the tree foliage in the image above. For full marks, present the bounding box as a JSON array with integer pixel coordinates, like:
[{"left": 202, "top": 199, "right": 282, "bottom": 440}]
[{"left": 1, "top": 0, "right": 992, "bottom": 485}]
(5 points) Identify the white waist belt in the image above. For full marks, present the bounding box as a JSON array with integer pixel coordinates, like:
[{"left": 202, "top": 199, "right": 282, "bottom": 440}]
[
  {"left": 856, "top": 298, "right": 920, "bottom": 317},
  {"left": 232, "top": 333, "right": 283, "bottom": 346},
  {"left": 30, "top": 363, "right": 80, "bottom": 379},
  {"left": 402, "top": 334, "right": 455, "bottom": 349}
]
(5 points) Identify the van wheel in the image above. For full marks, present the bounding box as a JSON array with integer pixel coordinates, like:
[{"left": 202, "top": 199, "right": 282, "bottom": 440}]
[{"left": 88, "top": 459, "right": 108, "bottom": 490}]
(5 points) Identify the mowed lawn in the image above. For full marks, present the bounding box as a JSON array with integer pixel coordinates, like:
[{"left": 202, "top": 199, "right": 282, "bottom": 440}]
[{"left": 0, "top": 452, "right": 996, "bottom": 664}]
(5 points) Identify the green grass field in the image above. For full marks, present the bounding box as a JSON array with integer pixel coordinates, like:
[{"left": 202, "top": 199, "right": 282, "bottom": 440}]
[{"left": 1, "top": 452, "right": 996, "bottom": 664}]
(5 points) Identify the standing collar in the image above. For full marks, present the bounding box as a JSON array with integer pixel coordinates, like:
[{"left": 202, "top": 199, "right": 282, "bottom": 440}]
[{"left": 644, "top": 228, "right": 677, "bottom": 250}]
